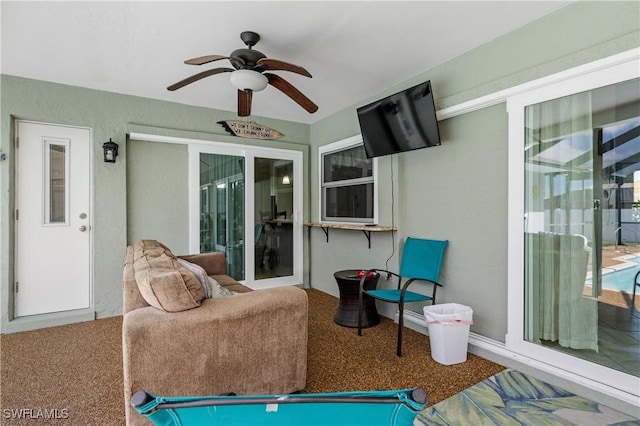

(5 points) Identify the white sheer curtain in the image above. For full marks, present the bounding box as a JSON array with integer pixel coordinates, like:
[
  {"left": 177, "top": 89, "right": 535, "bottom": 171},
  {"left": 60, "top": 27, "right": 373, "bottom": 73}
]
[{"left": 524, "top": 92, "right": 599, "bottom": 352}]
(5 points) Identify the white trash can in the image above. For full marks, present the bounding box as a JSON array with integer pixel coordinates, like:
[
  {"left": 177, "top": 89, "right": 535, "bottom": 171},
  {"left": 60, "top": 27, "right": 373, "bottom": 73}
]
[{"left": 423, "top": 303, "right": 473, "bottom": 365}]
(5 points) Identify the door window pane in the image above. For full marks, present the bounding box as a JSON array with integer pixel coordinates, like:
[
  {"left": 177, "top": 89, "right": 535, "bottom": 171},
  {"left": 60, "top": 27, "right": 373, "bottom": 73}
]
[
  {"left": 254, "top": 158, "right": 293, "bottom": 280},
  {"left": 44, "top": 141, "right": 68, "bottom": 225},
  {"left": 200, "top": 153, "right": 245, "bottom": 280}
]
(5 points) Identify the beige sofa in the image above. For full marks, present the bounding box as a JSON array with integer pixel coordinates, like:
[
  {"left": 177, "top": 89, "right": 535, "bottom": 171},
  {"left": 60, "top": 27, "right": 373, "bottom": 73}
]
[{"left": 122, "top": 240, "right": 308, "bottom": 426}]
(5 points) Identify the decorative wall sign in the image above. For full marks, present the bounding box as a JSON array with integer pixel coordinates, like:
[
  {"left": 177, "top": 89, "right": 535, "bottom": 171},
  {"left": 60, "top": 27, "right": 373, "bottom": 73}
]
[{"left": 218, "top": 120, "right": 284, "bottom": 140}]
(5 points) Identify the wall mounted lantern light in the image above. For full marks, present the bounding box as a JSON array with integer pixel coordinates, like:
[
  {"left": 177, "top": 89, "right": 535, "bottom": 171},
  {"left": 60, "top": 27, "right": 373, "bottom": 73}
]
[{"left": 102, "top": 138, "right": 119, "bottom": 163}]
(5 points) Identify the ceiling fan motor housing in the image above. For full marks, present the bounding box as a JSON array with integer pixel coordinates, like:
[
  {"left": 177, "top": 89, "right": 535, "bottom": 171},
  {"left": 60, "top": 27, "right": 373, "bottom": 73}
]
[
  {"left": 230, "top": 31, "right": 267, "bottom": 70},
  {"left": 230, "top": 48, "right": 267, "bottom": 70}
]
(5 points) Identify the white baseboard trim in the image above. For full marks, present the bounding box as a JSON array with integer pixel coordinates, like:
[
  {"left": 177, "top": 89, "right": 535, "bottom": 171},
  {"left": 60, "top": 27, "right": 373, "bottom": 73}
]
[
  {"left": 399, "top": 309, "right": 640, "bottom": 415},
  {"left": 4, "top": 309, "right": 95, "bottom": 334}
]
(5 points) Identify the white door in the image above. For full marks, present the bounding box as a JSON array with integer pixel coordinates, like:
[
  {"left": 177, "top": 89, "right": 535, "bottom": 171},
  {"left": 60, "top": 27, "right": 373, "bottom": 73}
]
[{"left": 15, "top": 121, "right": 91, "bottom": 317}]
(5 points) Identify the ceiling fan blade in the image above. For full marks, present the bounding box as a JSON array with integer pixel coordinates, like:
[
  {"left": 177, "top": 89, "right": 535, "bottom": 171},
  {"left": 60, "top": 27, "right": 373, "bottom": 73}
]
[
  {"left": 238, "top": 89, "right": 253, "bottom": 117},
  {"left": 167, "top": 68, "right": 233, "bottom": 91},
  {"left": 265, "top": 73, "right": 318, "bottom": 113},
  {"left": 184, "top": 55, "right": 245, "bottom": 66},
  {"left": 257, "top": 58, "right": 312, "bottom": 78}
]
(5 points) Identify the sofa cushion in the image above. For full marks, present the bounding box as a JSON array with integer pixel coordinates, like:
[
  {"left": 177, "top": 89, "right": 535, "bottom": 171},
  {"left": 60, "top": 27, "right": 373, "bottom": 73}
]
[{"left": 132, "top": 240, "right": 204, "bottom": 312}]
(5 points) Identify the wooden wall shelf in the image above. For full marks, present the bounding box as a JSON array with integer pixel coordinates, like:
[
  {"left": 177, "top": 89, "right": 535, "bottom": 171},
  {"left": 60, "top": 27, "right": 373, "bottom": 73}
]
[{"left": 305, "top": 222, "right": 397, "bottom": 249}]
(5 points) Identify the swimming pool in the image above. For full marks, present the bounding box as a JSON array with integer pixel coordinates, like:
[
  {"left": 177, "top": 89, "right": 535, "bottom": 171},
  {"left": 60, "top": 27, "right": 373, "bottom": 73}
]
[{"left": 590, "top": 255, "right": 640, "bottom": 292}]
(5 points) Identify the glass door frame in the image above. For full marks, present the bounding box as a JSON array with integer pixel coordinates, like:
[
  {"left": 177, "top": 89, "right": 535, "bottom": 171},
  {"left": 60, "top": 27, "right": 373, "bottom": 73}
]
[
  {"left": 188, "top": 142, "right": 303, "bottom": 289},
  {"left": 506, "top": 54, "right": 639, "bottom": 399}
]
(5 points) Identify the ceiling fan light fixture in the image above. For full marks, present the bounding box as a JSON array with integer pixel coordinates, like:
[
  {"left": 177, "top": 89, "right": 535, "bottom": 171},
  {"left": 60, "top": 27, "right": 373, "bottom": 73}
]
[{"left": 230, "top": 69, "right": 268, "bottom": 92}]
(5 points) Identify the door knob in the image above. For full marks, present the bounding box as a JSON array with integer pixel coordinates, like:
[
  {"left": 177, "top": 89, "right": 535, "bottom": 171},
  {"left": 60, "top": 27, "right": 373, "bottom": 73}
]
[{"left": 79, "top": 225, "right": 87, "bottom": 232}]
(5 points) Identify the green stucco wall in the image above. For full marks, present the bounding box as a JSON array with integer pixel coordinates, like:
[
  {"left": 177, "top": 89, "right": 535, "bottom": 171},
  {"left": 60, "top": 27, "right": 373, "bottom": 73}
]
[
  {"left": 126, "top": 140, "right": 190, "bottom": 250},
  {"left": 0, "top": 77, "right": 309, "bottom": 331},
  {"left": 307, "top": 1, "right": 640, "bottom": 341}
]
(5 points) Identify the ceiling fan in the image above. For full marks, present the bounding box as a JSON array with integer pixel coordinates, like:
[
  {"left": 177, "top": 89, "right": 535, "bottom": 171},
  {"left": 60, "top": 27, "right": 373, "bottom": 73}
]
[{"left": 167, "top": 31, "right": 318, "bottom": 117}]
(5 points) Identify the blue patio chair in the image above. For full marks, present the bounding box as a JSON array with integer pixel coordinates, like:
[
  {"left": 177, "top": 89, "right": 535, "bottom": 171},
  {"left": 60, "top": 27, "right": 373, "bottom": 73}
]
[{"left": 358, "top": 237, "right": 448, "bottom": 356}]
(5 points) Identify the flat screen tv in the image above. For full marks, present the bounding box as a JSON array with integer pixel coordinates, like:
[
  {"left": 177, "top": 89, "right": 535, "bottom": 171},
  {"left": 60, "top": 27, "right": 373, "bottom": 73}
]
[{"left": 356, "top": 80, "right": 441, "bottom": 159}]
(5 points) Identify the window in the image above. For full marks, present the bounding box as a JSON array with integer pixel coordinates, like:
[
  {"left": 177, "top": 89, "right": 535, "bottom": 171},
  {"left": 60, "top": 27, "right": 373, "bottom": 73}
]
[{"left": 319, "top": 135, "right": 377, "bottom": 224}]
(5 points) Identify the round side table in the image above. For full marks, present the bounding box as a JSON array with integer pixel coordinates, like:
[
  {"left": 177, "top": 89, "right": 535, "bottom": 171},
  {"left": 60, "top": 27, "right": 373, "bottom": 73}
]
[{"left": 333, "top": 269, "right": 380, "bottom": 328}]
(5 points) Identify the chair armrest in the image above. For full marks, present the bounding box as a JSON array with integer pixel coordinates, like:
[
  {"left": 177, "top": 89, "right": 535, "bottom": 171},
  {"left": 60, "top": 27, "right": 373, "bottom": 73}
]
[
  {"left": 123, "top": 286, "right": 308, "bottom": 426},
  {"left": 401, "top": 278, "right": 442, "bottom": 304},
  {"left": 403, "top": 278, "right": 442, "bottom": 289},
  {"left": 178, "top": 252, "right": 227, "bottom": 275}
]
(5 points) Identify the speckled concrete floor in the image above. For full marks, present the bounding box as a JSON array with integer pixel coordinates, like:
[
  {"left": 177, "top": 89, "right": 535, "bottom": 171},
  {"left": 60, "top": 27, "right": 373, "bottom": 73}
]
[{"left": 0, "top": 289, "right": 505, "bottom": 425}]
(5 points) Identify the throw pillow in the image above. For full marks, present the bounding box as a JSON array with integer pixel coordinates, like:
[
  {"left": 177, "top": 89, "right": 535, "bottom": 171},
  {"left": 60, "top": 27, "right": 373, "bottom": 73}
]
[
  {"left": 177, "top": 258, "right": 212, "bottom": 298},
  {"left": 132, "top": 240, "right": 205, "bottom": 312},
  {"left": 175, "top": 258, "right": 236, "bottom": 298}
]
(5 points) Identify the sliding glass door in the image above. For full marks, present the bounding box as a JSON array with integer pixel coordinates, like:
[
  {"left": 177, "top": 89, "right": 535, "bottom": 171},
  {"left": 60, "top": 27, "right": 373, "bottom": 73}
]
[
  {"left": 192, "top": 143, "right": 302, "bottom": 289},
  {"left": 523, "top": 78, "right": 640, "bottom": 373},
  {"left": 507, "top": 55, "right": 639, "bottom": 399}
]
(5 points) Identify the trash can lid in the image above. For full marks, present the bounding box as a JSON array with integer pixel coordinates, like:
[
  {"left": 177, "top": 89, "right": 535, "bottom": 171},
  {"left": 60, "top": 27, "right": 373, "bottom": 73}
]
[{"left": 423, "top": 303, "right": 473, "bottom": 323}]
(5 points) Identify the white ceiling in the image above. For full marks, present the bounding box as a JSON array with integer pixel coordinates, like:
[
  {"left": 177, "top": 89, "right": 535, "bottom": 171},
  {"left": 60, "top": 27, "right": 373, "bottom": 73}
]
[{"left": 1, "top": 1, "right": 572, "bottom": 125}]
